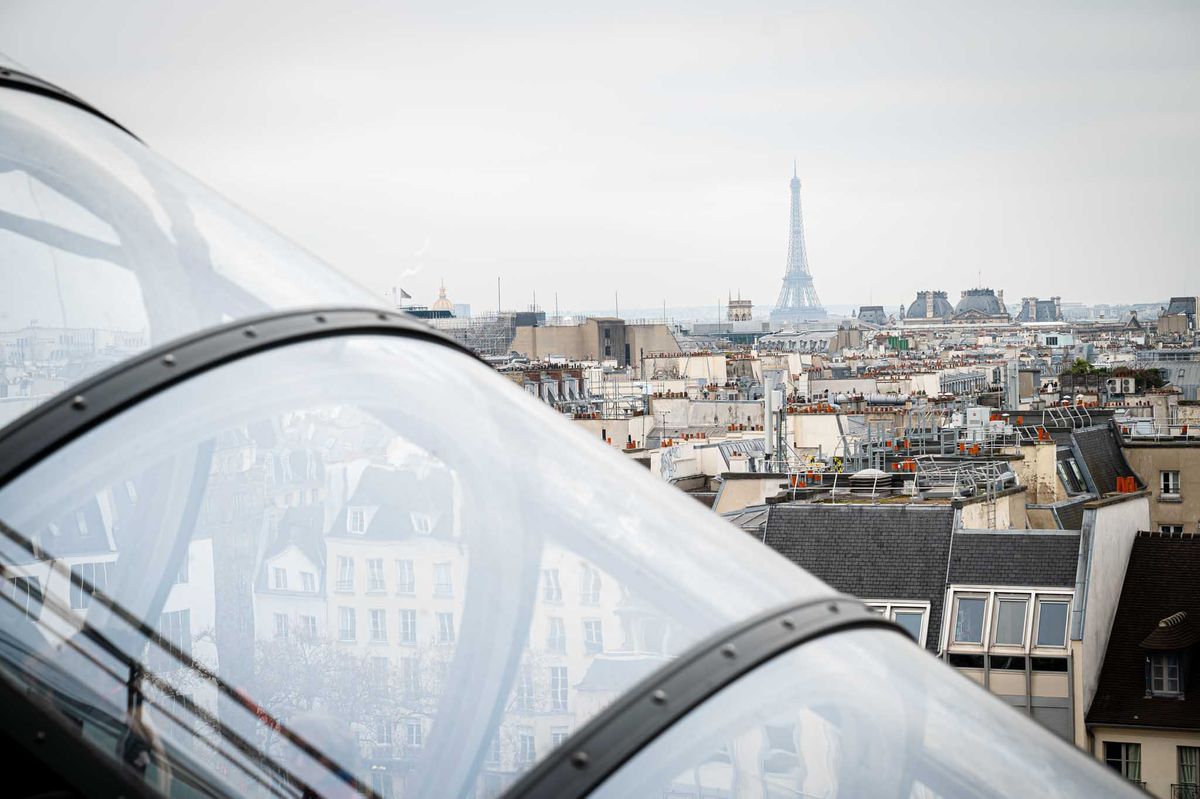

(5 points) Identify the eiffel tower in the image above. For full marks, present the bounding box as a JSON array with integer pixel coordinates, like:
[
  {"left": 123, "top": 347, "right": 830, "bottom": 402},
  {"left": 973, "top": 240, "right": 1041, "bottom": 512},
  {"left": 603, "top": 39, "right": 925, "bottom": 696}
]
[{"left": 770, "top": 164, "right": 826, "bottom": 326}]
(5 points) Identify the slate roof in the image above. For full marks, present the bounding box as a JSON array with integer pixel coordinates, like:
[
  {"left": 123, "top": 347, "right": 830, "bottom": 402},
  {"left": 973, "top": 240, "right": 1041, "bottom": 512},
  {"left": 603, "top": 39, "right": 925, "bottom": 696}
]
[
  {"left": 1053, "top": 497, "right": 1089, "bottom": 531},
  {"left": 1073, "top": 424, "right": 1140, "bottom": 495},
  {"left": 1086, "top": 532, "right": 1200, "bottom": 731},
  {"left": 948, "top": 531, "right": 1079, "bottom": 587},
  {"left": 763, "top": 504, "right": 956, "bottom": 652}
]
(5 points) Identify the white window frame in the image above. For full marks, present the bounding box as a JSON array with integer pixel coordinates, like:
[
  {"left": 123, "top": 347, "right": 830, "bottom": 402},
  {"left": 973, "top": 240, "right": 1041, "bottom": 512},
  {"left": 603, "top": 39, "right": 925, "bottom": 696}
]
[
  {"left": 367, "top": 558, "right": 386, "bottom": 592},
  {"left": 338, "top": 607, "right": 356, "bottom": 642},
  {"left": 274, "top": 613, "right": 289, "bottom": 640},
  {"left": 1160, "top": 524, "right": 1185, "bottom": 534},
  {"left": 944, "top": 587, "right": 1073, "bottom": 656},
  {"left": 433, "top": 562, "right": 453, "bottom": 596},
  {"left": 865, "top": 601, "right": 930, "bottom": 647},
  {"left": 436, "top": 611, "right": 455, "bottom": 644},
  {"left": 583, "top": 618, "right": 604, "bottom": 654},
  {"left": 1161, "top": 470, "right": 1181, "bottom": 498},
  {"left": 336, "top": 556, "right": 354, "bottom": 592},
  {"left": 369, "top": 609, "right": 388, "bottom": 642},
  {"left": 991, "top": 595, "right": 1031, "bottom": 650},
  {"left": 396, "top": 559, "right": 416, "bottom": 594},
  {"left": 547, "top": 616, "right": 567, "bottom": 653},
  {"left": 398, "top": 609, "right": 417, "bottom": 645},
  {"left": 542, "top": 568, "right": 562, "bottom": 603},
  {"left": 301, "top": 571, "right": 316, "bottom": 593},
  {"left": 348, "top": 506, "right": 368, "bottom": 535},
  {"left": 405, "top": 718, "right": 424, "bottom": 749},
  {"left": 300, "top": 615, "right": 318, "bottom": 639},
  {"left": 273, "top": 567, "right": 288, "bottom": 591},
  {"left": 1149, "top": 652, "right": 1181, "bottom": 696}
]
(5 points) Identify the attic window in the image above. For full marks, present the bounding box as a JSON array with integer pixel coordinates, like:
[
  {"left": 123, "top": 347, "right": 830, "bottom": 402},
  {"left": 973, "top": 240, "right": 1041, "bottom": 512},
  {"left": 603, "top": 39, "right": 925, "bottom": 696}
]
[
  {"left": 1149, "top": 652, "right": 1181, "bottom": 697},
  {"left": 348, "top": 507, "right": 368, "bottom": 535},
  {"left": 411, "top": 512, "right": 433, "bottom": 535}
]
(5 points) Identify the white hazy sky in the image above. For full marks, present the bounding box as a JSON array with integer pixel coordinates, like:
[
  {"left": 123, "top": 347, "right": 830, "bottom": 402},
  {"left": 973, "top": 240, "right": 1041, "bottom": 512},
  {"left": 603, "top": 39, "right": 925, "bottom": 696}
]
[{"left": 1, "top": 1, "right": 1197, "bottom": 314}]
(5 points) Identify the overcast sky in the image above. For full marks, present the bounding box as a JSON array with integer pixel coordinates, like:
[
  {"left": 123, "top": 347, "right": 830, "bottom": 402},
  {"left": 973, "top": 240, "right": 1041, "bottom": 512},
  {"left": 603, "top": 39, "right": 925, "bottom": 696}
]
[{"left": 2, "top": 1, "right": 1197, "bottom": 315}]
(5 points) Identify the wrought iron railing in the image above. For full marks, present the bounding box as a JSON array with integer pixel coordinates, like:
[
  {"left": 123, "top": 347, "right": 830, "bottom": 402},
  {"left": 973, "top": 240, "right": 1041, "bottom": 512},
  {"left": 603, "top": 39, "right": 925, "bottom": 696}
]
[{"left": 1172, "top": 783, "right": 1200, "bottom": 799}]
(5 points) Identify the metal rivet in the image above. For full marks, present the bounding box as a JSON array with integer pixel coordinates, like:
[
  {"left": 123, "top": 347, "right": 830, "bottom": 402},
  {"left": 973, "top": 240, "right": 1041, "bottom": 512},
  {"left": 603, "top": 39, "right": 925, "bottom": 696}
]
[
  {"left": 71, "top": 395, "right": 86, "bottom": 410},
  {"left": 828, "top": 603, "right": 840, "bottom": 613},
  {"left": 315, "top": 314, "right": 327, "bottom": 323},
  {"left": 34, "top": 730, "right": 46, "bottom": 742},
  {"left": 570, "top": 751, "right": 589, "bottom": 769},
  {"left": 377, "top": 312, "right": 389, "bottom": 321},
  {"left": 781, "top": 617, "right": 796, "bottom": 630},
  {"left": 651, "top": 689, "right": 667, "bottom": 705},
  {"left": 720, "top": 644, "right": 737, "bottom": 659},
  {"left": 243, "top": 327, "right": 258, "bottom": 338},
  {"left": 162, "top": 354, "right": 176, "bottom": 366}
]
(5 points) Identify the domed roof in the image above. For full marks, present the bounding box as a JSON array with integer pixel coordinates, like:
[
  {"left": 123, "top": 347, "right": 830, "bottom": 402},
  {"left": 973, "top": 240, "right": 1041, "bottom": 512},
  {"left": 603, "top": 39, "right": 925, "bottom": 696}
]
[
  {"left": 955, "top": 288, "right": 1004, "bottom": 316},
  {"left": 906, "top": 291, "right": 954, "bottom": 319},
  {"left": 431, "top": 282, "right": 453, "bottom": 312}
]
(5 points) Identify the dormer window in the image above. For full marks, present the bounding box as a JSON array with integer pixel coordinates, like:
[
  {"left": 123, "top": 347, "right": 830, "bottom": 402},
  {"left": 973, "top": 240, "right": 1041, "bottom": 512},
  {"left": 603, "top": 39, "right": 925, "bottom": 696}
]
[
  {"left": 411, "top": 512, "right": 432, "bottom": 535},
  {"left": 348, "top": 507, "right": 368, "bottom": 535},
  {"left": 1148, "top": 652, "right": 1181, "bottom": 697}
]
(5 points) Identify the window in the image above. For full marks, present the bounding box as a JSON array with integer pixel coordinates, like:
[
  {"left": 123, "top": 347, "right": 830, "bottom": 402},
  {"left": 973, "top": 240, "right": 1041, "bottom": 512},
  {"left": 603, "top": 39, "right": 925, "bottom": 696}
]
[
  {"left": 1180, "top": 746, "right": 1199, "bottom": 791},
  {"left": 300, "top": 615, "right": 317, "bottom": 639},
  {"left": 398, "top": 609, "right": 417, "bottom": 645},
  {"left": 953, "top": 596, "right": 986, "bottom": 645},
  {"left": 541, "top": 568, "right": 562, "bottom": 602},
  {"left": 371, "top": 656, "right": 390, "bottom": 689},
  {"left": 518, "top": 729, "right": 536, "bottom": 764},
  {"left": 367, "top": 558, "right": 386, "bottom": 592},
  {"left": 1035, "top": 599, "right": 1069, "bottom": 648},
  {"left": 7, "top": 576, "right": 42, "bottom": 620},
  {"left": 396, "top": 560, "right": 415, "bottom": 594},
  {"left": 410, "top": 512, "right": 432, "bottom": 535},
  {"left": 338, "top": 607, "right": 356, "bottom": 641},
  {"left": 370, "top": 609, "right": 388, "bottom": 642},
  {"left": 866, "top": 602, "right": 929, "bottom": 646},
  {"left": 580, "top": 564, "right": 601, "bottom": 605},
  {"left": 175, "top": 553, "right": 189, "bottom": 585},
  {"left": 348, "top": 507, "right": 368, "bottom": 534},
  {"left": 485, "top": 734, "right": 503, "bottom": 766},
  {"left": 401, "top": 656, "right": 420, "bottom": 696},
  {"left": 69, "top": 562, "right": 109, "bottom": 610},
  {"left": 301, "top": 571, "right": 316, "bottom": 592},
  {"left": 433, "top": 562, "right": 453, "bottom": 596},
  {"left": 583, "top": 619, "right": 604, "bottom": 654},
  {"left": 405, "top": 718, "right": 424, "bottom": 750},
  {"left": 75, "top": 510, "right": 91, "bottom": 537},
  {"left": 1150, "top": 653, "right": 1181, "bottom": 696},
  {"left": 550, "top": 666, "right": 568, "bottom": 711},
  {"left": 547, "top": 617, "right": 566, "bottom": 653},
  {"left": 515, "top": 665, "right": 534, "bottom": 711},
  {"left": 1161, "top": 524, "right": 1185, "bottom": 534},
  {"left": 273, "top": 567, "right": 288, "bottom": 590},
  {"left": 274, "top": 613, "right": 289, "bottom": 639},
  {"left": 551, "top": 727, "right": 570, "bottom": 748},
  {"left": 336, "top": 556, "right": 354, "bottom": 592},
  {"left": 1162, "top": 470, "right": 1182, "bottom": 497},
  {"left": 1104, "top": 741, "right": 1141, "bottom": 783},
  {"left": 159, "top": 609, "right": 192, "bottom": 660},
  {"left": 993, "top": 598, "right": 1028, "bottom": 647},
  {"left": 437, "top": 612, "right": 455, "bottom": 644},
  {"left": 892, "top": 610, "right": 925, "bottom": 644}
]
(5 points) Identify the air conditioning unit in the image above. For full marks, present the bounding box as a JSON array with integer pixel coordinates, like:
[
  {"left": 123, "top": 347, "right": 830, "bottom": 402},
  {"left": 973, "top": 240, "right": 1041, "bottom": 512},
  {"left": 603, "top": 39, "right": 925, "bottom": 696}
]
[
  {"left": 1105, "top": 377, "right": 1120, "bottom": 393},
  {"left": 1122, "top": 377, "right": 1137, "bottom": 394}
]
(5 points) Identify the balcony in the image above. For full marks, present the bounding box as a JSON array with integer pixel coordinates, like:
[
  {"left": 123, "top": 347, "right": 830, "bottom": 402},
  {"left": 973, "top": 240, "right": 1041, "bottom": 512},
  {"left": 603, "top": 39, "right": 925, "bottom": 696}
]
[{"left": 1173, "top": 785, "right": 1200, "bottom": 799}]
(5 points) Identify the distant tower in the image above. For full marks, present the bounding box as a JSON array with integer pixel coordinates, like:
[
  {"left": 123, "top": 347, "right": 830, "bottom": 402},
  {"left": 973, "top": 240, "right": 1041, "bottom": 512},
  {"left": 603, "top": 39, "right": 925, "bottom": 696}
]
[{"left": 771, "top": 164, "right": 826, "bottom": 326}]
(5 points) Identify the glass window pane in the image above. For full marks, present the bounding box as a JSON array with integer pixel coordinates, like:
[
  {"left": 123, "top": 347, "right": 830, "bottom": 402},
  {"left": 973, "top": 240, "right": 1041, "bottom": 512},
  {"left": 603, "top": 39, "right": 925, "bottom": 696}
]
[
  {"left": 994, "top": 599, "right": 1028, "bottom": 646},
  {"left": 1036, "top": 601, "right": 1069, "bottom": 647},
  {"left": 593, "top": 629, "right": 1133, "bottom": 799},
  {"left": 0, "top": 335, "right": 824, "bottom": 797},
  {"left": 954, "top": 597, "right": 986, "bottom": 644},
  {"left": 893, "top": 610, "right": 923, "bottom": 643}
]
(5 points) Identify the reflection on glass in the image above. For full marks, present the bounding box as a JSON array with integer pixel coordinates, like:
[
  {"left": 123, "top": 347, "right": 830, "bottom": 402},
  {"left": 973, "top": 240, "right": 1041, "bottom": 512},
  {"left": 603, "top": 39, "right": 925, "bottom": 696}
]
[
  {"left": 954, "top": 597, "right": 986, "bottom": 644},
  {"left": 593, "top": 629, "right": 1135, "bottom": 799},
  {"left": 893, "top": 610, "right": 923, "bottom": 642},
  {"left": 0, "top": 335, "right": 818, "bottom": 797},
  {"left": 1036, "top": 601, "right": 1069, "bottom": 647},
  {"left": 0, "top": 91, "right": 374, "bottom": 429},
  {"left": 994, "top": 598, "right": 1027, "bottom": 647}
]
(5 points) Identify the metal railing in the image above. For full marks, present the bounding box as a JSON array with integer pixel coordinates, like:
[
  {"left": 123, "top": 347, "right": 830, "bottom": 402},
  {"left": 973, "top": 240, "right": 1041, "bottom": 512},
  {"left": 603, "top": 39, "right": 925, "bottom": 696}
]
[
  {"left": 1173, "top": 784, "right": 1200, "bottom": 799},
  {"left": 1119, "top": 420, "right": 1199, "bottom": 441}
]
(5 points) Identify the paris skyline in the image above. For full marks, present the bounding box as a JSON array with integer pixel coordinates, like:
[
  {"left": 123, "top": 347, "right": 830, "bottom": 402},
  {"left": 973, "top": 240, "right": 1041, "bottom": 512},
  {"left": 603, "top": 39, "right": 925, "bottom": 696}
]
[{"left": 1, "top": 1, "right": 1197, "bottom": 314}]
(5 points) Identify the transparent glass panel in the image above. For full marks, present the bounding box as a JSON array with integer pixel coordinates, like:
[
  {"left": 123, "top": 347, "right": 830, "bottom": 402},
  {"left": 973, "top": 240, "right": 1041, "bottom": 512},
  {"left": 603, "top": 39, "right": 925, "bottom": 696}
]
[
  {"left": 594, "top": 628, "right": 1139, "bottom": 799},
  {"left": 953, "top": 597, "right": 986, "bottom": 644},
  {"left": 892, "top": 610, "right": 923, "bottom": 643},
  {"left": 0, "top": 335, "right": 822, "bottom": 798},
  {"left": 0, "top": 90, "right": 377, "bottom": 428},
  {"left": 993, "top": 598, "right": 1027, "bottom": 647},
  {"left": 1035, "top": 601, "right": 1069, "bottom": 647}
]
